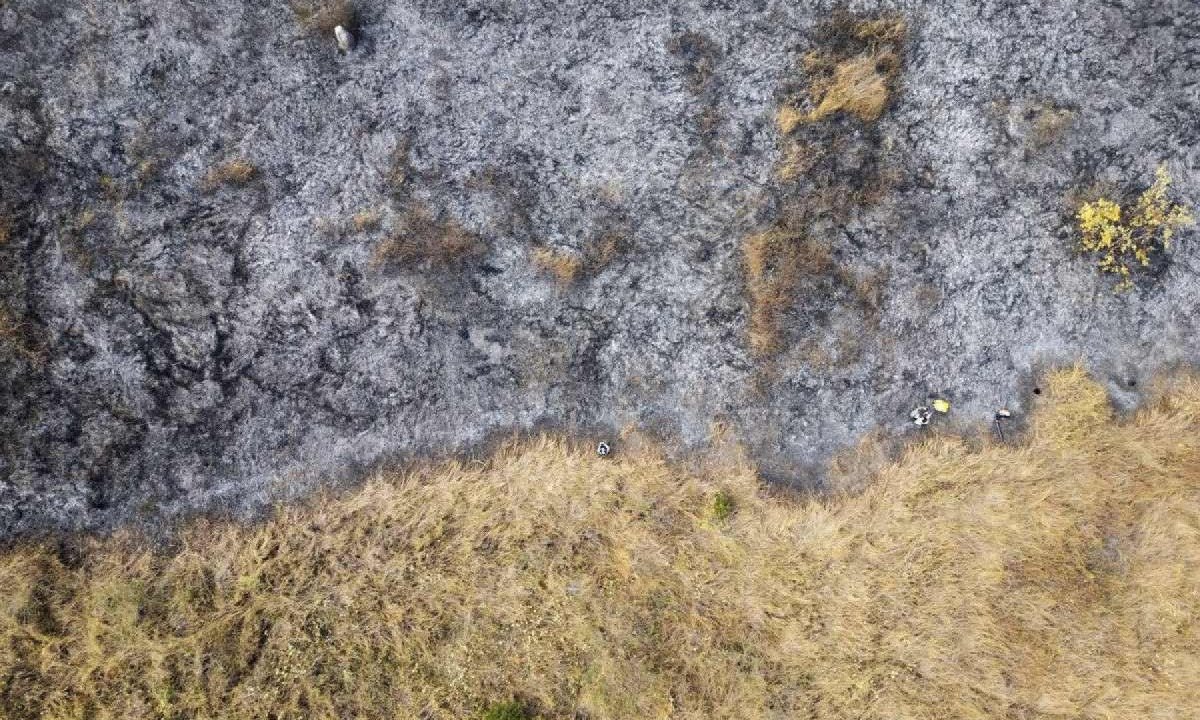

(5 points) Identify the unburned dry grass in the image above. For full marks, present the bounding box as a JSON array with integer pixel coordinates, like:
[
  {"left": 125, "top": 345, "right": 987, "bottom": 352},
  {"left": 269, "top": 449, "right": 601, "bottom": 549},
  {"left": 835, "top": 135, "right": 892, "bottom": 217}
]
[
  {"left": 778, "top": 13, "right": 906, "bottom": 131},
  {"left": 805, "top": 52, "right": 898, "bottom": 123},
  {"left": 2, "top": 368, "right": 1199, "bottom": 719}
]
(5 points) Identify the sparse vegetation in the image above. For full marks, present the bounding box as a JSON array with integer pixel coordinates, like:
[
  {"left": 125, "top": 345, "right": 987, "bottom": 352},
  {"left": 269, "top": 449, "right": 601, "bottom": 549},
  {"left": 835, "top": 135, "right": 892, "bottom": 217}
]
[
  {"left": 314, "top": 216, "right": 342, "bottom": 238},
  {"left": 829, "top": 264, "right": 888, "bottom": 326},
  {"left": 372, "top": 205, "right": 486, "bottom": 269},
  {"left": 0, "top": 310, "right": 19, "bottom": 347},
  {"left": 0, "top": 308, "right": 42, "bottom": 364},
  {"left": 98, "top": 174, "right": 122, "bottom": 201},
  {"left": 203, "top": 158, "right": 257, "bottom": 189},
  {"left": 585, "top": 233, "right": 626, "bottom": 270},
  {"left": 743, "top": 225, "right": 831, "bottom": 356},
  {"left": 1, "top": 369, "right": 1198, "bottom": 718},
  {"left": 134, "top": 158, "right": 157, "bottom": 185},
  {"left": 291, "top": 0, "right": 357, "bottom": 34},
  {"left": 1029, "top": 103, "right": 1075, "bottom": 147},
  {"left": 1076, "top": 164, "right": 1193, "bottom": 289},
  {"left": 532, "top": 234, "right": 627, "bottom": 287},
  {"left": 351, "top": 209, "right": 382, "bottom": 233},
  {"left": 386, "top": 140, "right": 412, "bottom": 193},
  {"left": 752, "top": 12, "right": 906, "bottom": 360},
  {"left": 666, "top": 30, "right": 722, "bottom": 93},
  {"left": 532, "top": 247, "right": 584, "bottom": 285}
]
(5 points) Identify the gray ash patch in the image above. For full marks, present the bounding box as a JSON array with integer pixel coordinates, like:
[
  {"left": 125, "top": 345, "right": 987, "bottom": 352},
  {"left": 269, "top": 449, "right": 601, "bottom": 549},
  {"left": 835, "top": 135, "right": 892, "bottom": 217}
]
[{"left": 0, "top": 0, "right": 1198, "bottom": 536}]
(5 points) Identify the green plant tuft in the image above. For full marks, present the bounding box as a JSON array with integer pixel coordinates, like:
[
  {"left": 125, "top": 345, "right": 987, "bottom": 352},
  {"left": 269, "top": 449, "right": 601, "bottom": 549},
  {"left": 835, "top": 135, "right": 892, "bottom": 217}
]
[
  {"left": 481, "top": 700, "right": 532, "bottom": 720},
  {"left": 711, "top": 489, "right": 736, "bottom": 522}
]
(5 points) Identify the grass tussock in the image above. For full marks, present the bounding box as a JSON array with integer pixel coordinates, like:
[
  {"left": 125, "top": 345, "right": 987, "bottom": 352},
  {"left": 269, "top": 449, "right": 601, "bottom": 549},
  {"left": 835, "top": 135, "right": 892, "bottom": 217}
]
[
  {"left": 532, "top": 247, "right": 584, "bottom": 285},
  {"left": 3, "top": 368, "right": 1200, "bottom": 719},
  {"left": 531, "top": 235, "right": 626, "bottom": 287},
  {"left": 775, "top": 106, "right": 806, "bottom": 136},
  {"left": 806, "top": 52, "right": 897, "bottom": 123},
  {"left": 372, "top": 205, "right": 487, "bottom": 269},
  {"left": 203, "top": 158, "right": 256, "bottom": 190},
  {"left": 743, "top": 226, "right": 832, "bottom": 356},
  {"left": 778, "top": 13, "right": 906, "bottom": 130}
]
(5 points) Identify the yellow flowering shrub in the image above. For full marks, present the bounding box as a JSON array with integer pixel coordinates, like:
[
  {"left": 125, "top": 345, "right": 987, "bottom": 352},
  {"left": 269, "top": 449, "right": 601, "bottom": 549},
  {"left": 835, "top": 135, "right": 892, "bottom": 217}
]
[{"left": 1077, "top": 165, "right": 1194, "bottom": 289}]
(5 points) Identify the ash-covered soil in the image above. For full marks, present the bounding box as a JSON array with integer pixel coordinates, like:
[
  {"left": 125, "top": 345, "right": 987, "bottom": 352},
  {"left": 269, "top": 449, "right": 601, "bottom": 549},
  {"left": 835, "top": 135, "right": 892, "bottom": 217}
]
[{"left": 2, "top": 0, "right": 1198, "bottom": 536}]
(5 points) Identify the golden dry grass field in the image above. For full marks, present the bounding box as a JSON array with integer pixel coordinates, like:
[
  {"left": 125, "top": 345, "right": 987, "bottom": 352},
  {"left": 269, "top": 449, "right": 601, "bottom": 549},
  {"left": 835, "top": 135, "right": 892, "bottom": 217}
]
[{"left": 2, "top": 368, "right": 1198, "bottom": 719}]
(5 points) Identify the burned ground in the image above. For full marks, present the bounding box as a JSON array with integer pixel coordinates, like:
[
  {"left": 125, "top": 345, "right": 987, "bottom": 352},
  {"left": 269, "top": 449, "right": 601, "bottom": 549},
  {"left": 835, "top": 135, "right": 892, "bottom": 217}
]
[{"left": 1, "top": 0, "right": 1198, "bottom": 535}]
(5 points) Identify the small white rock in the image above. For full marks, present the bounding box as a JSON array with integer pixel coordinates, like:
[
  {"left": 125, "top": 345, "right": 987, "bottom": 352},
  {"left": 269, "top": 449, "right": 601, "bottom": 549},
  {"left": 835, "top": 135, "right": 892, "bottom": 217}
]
[{"left": 334, "top": 25, "right": 354, "bottom": 53}]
